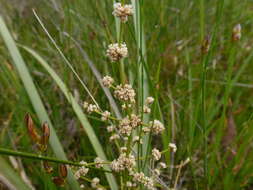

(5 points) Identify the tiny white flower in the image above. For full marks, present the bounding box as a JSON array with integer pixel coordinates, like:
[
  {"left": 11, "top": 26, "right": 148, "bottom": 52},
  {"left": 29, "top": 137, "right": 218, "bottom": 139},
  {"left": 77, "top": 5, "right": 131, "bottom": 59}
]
[
  {"left": 145, "top": 97, "right": 154, "bottom": 105},
  {"left": 169, "top": 143, "right": 177, "bottom": 153}
]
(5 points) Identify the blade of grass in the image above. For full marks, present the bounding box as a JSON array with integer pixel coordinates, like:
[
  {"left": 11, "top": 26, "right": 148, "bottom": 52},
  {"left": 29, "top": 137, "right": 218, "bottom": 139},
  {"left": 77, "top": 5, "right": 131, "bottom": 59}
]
[
  {"left": 0, "top": 16, "right": 80, "bottom": 190},
  {"left": 131, "top": 0, "right": 150, "bottom": 171},
  {"left": 20, "top": 46, "right": 118, "bottom": 190},
  {"left": 62, "top": 31, "right": 122, "bottom": 119},
  {"left": 0, "top": 157, "right": 31, "bottom": 190},
  {"left": 32, "top": 10, "right": 100, "bottom": 110}
]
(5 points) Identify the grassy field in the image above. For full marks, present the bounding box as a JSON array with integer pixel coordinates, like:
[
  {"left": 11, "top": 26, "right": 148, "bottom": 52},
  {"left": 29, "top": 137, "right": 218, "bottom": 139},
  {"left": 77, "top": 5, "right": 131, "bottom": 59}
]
[{"left": 0, "top": 0, "right": 253, "bottom": 189}]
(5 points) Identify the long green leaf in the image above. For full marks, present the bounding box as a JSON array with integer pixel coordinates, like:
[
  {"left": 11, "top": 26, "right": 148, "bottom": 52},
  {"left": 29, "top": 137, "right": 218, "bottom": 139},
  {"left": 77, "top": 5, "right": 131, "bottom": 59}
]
[
  {"left": 0, "top": 157, "right": 31, "bottom": 190},
  {"left": 0, "top": 16, "right": 80, "bottom": 190},
  {"left": 21, "top": 46, "right": 118, "bottom": 190},
  {"left": 131, "top": 0, "right": 150, "bottom": 166}
]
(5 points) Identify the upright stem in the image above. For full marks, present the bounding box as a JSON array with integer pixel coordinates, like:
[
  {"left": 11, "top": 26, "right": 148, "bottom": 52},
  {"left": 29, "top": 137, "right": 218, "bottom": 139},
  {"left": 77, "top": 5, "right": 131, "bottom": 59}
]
[{"left": 201, "top": 55, "right": 208, "bottom": 180}]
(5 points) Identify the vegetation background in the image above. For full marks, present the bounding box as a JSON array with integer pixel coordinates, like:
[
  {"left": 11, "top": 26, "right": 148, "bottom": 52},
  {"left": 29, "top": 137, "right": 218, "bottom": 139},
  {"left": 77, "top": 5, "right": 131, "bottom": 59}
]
[{"left": 0, "top": 0, "right": 253, "bottom": 189}]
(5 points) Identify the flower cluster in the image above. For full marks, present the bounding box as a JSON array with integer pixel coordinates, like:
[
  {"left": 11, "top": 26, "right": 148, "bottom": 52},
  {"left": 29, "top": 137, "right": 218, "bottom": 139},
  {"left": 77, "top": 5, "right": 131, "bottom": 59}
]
[
  {"left": 74, "top": 161, "right": 89, "bottom": 179},
  {"left": 150, "top": 120, "right": 165, "bottom": 135},
  {"left": 106, "top": 43, "right": 128, "bottom": 62},
  {"left": 91, "top": 177, "right": 100, "bottom": 189},
  {"left": 83, "top": 102, "right": 99, "bottom": 114},
  {"left": 102, "top": 76, "right": 114, "bottom": 87},
  {"left": 143, "top": 96, "right": 155, "bottom": 114},
  {"left": 81, "top": 75, "right": 173, "bottom": 189},
  {"left": 94, "top": 157, "right": 104, "bottom": 168},
  {"left": 132, "top": 172, "right": 155, "bottom": 190},
  {"left": 114, "top": 84, "right": 136, "bottom": 103},
  {"left": 113, "top": 3, "right": 133, "bottom": 23},
  {"left": 101, "top": 110, "right": 111, "bottom": 121},
  {"left": 118, "top": 114, "right": 141, "bottom": 136},
  {"left": 152, "top": 148, "right": 161, "bottom": 161},
  {"left": 111, "top": 153, "right": 136, "bottom": 172}
]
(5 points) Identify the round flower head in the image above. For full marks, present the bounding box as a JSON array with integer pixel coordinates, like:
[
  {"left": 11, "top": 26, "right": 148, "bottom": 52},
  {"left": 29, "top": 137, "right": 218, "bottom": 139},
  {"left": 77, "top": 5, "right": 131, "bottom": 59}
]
[
  {"left": 169, "top": 143, "right": 177, "bottom": 153},
  {"left": 74, "top": 161, "right": 89, "bottom": 179},
  {"left": 111, "top": 153, "right": 136, "bottom": 172},
  {"left": 102, "top": 76, "right": 114, "bottom": 87},
  {"left": 143, "top": 105, "right": 151, "bottom": 114},
  {"left": 106, "top": 43, "right": 128, "bottom": 62},
  {"left": 114, "top": 84, "right": 136, "bottom": 103},
  {"left": 94, "top": 157, "right": 104, "bottom": 168},
  {"left": 113, "top": 3, "right": 133, "bottom": 23},
  {"left": 152, "top": 148, "right": 161, "bottom": 161},
  {"left": 145, "top": 97, "right": 154, "bottom": 105},
  {"left": 101, "top": 110, "right": 111, "bottom": 121},
  {"left": 132, "top": 172, "right": 155, "bottom": 190},
  {"left": 150, "top": 120, "right": 165, "bottom": 135},
  {"left": 91, "top": 177, "right": 100, "bottom": 188}
]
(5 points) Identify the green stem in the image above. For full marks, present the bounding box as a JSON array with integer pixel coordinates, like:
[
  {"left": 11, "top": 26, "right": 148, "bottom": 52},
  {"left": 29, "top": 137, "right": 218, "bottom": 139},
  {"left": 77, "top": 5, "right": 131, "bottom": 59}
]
[
  {"left": 0, "top": 148, "right": 112, "bottom": 173},
  {"left": 200, "top": 55, "right": 208, "bottom": 180}
]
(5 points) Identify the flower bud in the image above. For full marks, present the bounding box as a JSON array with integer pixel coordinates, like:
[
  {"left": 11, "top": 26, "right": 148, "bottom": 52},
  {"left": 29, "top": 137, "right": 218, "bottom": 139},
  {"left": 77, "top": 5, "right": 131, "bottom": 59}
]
[
  {"left": 59, "top": 164, "right": 68, "bottom": 178},
  {"left": 43, "top": 161, "right": 53, "bottom": 174},
  {"left": 201, "top": 35, "right": 211, "bottom": 54},
  {"left": 40, "top": 122, "right": 50, "bottom": 151},
  {"left": 24, "top": 114, "right": 41, "bottom": 143},
  {"left": 232, "top": 24, "right": 241, "bottom": 41},
  {"left": 52, "top": 177, "right": 65, "bottom": 187}
]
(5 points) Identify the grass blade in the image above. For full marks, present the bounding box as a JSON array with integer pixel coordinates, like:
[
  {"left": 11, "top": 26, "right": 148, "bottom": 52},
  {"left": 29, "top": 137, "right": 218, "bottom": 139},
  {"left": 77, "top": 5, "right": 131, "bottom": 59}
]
[
  {"left": 0, "top": 157, "right": 31, "bottom": 190},
  {"left": 0, "top": 16, "right": 80, "bottom": 190},
  {"left": 21, "top": 46, "right": 118, "bottom": 190}
]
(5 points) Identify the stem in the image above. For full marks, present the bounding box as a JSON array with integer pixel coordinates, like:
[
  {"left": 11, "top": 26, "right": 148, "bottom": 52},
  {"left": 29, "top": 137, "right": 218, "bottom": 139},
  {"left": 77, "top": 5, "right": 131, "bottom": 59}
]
[
  {"left": 200, "top": 55, "right": 208, "bottom": 180},
  {"left": 173, "top": 163, "right": 183, "bottom": 189},
  {"left": 0, "top": 148, "right": 112, "bottom": 173}
]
